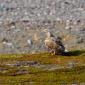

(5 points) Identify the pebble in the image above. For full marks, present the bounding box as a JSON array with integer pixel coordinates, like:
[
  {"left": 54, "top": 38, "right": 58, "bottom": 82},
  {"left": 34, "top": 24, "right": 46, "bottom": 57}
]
[
  {"left": 11, "top": 25, "right": 15, "bottom": 29},
  {"left": 56, "top": 18, "right": 62, "bottom": 23},
  {"left": 27, "top": 39, "right": 32, "bottom": 45},
  {"left": 34, "top": 34, "right": 40, "bottom": 41},
  {"left": 65, "top": 26, "right": 70, "bottom": 30},
  {"left": 65, "top": 49, "right": 69, "bottom": 52},
  {"left": 77, "top": 38, "right": 84, "bottom": 44},
  {"left": 0, "top": 21, "right": 2, "bottom": 24},
  {"left": 68, "top": 61, "right": 76, "bottom": 68},
  {"left": 3, "top": 42, "right": 14, "bottom": 48},
  {"left": 14, "top": 29, "right": 21, "bottom": 33},
  {"left": 66, "top": 20, "right": 72, "bottom": 26}
]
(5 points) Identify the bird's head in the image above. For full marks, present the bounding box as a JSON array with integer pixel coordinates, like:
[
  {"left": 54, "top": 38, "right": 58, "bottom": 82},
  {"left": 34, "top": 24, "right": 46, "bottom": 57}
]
[{"left": 43, "top": 29, "right": 54, "bottom": 38}]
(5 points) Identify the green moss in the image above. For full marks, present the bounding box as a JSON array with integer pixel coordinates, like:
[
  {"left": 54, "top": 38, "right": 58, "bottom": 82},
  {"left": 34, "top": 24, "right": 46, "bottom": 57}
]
[
  {"left": 0, "top": 67, "right": 85, "bottom": 84},
  {"left": 0, "top": 50, "right": 85, "bottom": 84}
]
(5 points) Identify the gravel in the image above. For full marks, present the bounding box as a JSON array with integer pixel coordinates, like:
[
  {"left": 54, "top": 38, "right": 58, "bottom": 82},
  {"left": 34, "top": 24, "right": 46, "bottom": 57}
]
[{"left": 0, "top": 0, "right": 85, "bottom": 53}]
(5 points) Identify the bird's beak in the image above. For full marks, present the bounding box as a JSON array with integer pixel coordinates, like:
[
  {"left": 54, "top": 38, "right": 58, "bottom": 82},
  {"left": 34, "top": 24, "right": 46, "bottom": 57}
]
[{"left": 43, "top": 29, "right": 49, "bottom": 32}]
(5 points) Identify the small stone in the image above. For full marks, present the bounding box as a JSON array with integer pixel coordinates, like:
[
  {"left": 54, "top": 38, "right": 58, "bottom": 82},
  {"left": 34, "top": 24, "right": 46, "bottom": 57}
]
[
  {"left": 65, "top": 26, "right": 70, "bottom": 30},
  {"left": 77, "top": 38, "right": 84, "bottom": 44},
  {"left": 31, "top": 51, "right": 36, "bottom": 54},
  {"left": 44, "top": 11, "right": 47, "bottom": 15},
  {"left": 65, "top": 49, "right": 69, "bottom": 52},
  {"left": 16, "top": 69, "right": 28, "bottom": 75},
  {"left": 2, "top": 38, "right": 8, "bottom": 43},
  {"left": 34, "top": 34, "right": 40, "bottom": 42},
  {"left": 27, "top": 39, "right": 32, "bottom": 45},
  {"left": 11, "top": 25, "right": 15, "bottom": 29},
  {"left": 64, "top": 1, "right": 69, "bottom": 4},
  {"left": 66, "top": 20, "right": 70, "bottom": 26},
  {"left": 0, "top": 21, "right": 2, "bottom": 24},
  {"left": 68, "top": 61, "right": 76, "bottom": 68},
  {"left": 37, "top": 13, "right": 41, "bottom": 16},
  {"left": 73, "top": 21, "right": 77, "bottom": 25},
  {"left": 56, "top": 18, "right": 62, "bottom": 23},
  {"left": 24, "top": 11, "right": 28, "bottom": 15},
  {"left": 14, "top": 29, "right": 21, "bottom": 33},
  {"left": 3, "top": 41, "right": 14, "bottom": 48},
  {"left": 73, "top": 20, "right": 81, "bottom": 25},
  {"left": 6, "top": 42, "right": 13, "bottom": 46}
]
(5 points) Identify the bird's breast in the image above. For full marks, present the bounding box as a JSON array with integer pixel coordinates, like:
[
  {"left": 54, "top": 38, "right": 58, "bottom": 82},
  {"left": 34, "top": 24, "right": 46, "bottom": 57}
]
[{"left": 45, "top": 39, "right": 58, "bottom": 48}]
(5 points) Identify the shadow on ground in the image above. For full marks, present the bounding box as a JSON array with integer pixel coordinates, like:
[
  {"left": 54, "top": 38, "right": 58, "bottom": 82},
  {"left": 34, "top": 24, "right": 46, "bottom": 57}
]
[{"left": 62, "top": 50, "right": 85, "bottom": 56}]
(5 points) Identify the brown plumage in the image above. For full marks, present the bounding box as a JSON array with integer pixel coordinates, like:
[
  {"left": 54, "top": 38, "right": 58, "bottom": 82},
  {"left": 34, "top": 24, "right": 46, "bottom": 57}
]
[{"left": 44, "top": 31, "right": 65, "bottom": 55}]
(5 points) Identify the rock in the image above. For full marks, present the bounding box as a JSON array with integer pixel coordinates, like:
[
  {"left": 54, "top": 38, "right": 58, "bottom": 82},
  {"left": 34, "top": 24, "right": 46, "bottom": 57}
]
[
  {"left": 65, "top": 26, "right": 72, "bottom": 31},
  {"left": 77, "top": 38, "right": 84, "bottom": 44},
  {"left": 68, "top": 61, "right": 77, "bottom": 68},
  {"left": 64, "top": 49, "right": 69, "bottom": 52},
  {"left": 16, "top": 69, "right": 28, "bottom": 75},
  {"left": 6, "top": 61, "right": 38, "bottom": 67},
  {"left": 33, "top": 33, "right": 40, "bottom": 42},
  {"left": 27, "top": 39, "right": 32, "bottom": 45},
  {"left": 0, "top": 67, "right": 8, "bottom": 72},
  {"left": 2, "top": 40, "right": 14, "bottom": 48}
]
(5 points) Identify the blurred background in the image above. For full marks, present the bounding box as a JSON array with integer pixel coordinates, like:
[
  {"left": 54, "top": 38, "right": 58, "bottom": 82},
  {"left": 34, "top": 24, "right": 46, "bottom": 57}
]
[{"left": 0, "top": 0, "right": 85, "bottom": 54}]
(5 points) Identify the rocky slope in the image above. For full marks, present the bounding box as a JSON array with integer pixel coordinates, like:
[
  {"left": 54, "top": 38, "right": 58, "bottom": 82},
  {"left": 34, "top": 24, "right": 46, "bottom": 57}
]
[{"left": 0, "top": 0, "right": 85, "bottom": 53}]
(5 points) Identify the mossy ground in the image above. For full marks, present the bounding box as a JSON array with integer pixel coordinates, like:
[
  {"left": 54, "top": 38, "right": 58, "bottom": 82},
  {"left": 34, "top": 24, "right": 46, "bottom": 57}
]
[{"left": 0, "top": 50, "right": 85, "bottom": 85}]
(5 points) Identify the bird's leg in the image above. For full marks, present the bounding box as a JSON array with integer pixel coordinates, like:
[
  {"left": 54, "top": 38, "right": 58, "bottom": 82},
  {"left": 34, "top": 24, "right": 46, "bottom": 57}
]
[
  {"left": 53, "top": 49, "right": 59, "bottom": 55},
  {"left": 47, "top": 49, "right": 54, "bottom": 55},
  {"left": 46, "top": 46, "right": 50, "bottom": 52},
  {"left": 46, "top": 47, "right": 52, "bottom": 54},
  {"left": 48, "top": 49, "right": 52, "bottom": 54},
  {"left": 47, "top": 48, "right": 51, "bottom": 52},
  {"left": 53, "top": 50, "right": 56, "bottom": 55},
  {"left": 51, "top": 49, "right": 56, "bottom": 55}
]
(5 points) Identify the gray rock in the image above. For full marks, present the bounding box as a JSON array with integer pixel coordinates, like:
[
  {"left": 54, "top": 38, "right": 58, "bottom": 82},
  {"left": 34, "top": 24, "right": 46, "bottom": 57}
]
[
  {"left": 68, "top": 61, "right": 77, "bottom": 68},
  {"left": 6, "top": 61, "right": 38, "bottom": 67},
  {"left": 27, "top": 39, "right": 33, "bottom": 45},
  {"left": 16, "top": 69, "right": 28, "bottom": 75}
]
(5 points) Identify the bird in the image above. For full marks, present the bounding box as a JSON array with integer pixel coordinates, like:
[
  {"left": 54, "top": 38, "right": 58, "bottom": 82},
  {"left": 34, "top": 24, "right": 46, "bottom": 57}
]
[{"left": 44, "top": 30, "right": 65, "bottom": 55}]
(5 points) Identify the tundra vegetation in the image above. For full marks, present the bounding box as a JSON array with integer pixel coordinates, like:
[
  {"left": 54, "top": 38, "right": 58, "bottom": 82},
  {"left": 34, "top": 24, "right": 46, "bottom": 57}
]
[{"left": 0, "top": 50, "right": 85, "bottom": 85}]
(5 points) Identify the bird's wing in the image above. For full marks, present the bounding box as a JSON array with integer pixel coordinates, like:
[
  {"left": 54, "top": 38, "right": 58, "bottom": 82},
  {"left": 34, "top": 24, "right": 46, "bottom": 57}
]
[{"left": 52, "top": 37, "right": 65, "bottom": 50}]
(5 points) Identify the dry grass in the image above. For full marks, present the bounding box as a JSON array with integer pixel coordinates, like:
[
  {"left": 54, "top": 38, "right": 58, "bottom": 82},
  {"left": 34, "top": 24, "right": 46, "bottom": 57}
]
[{"left": 0, "top": 50, "right": 85, "bottom": 85}]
